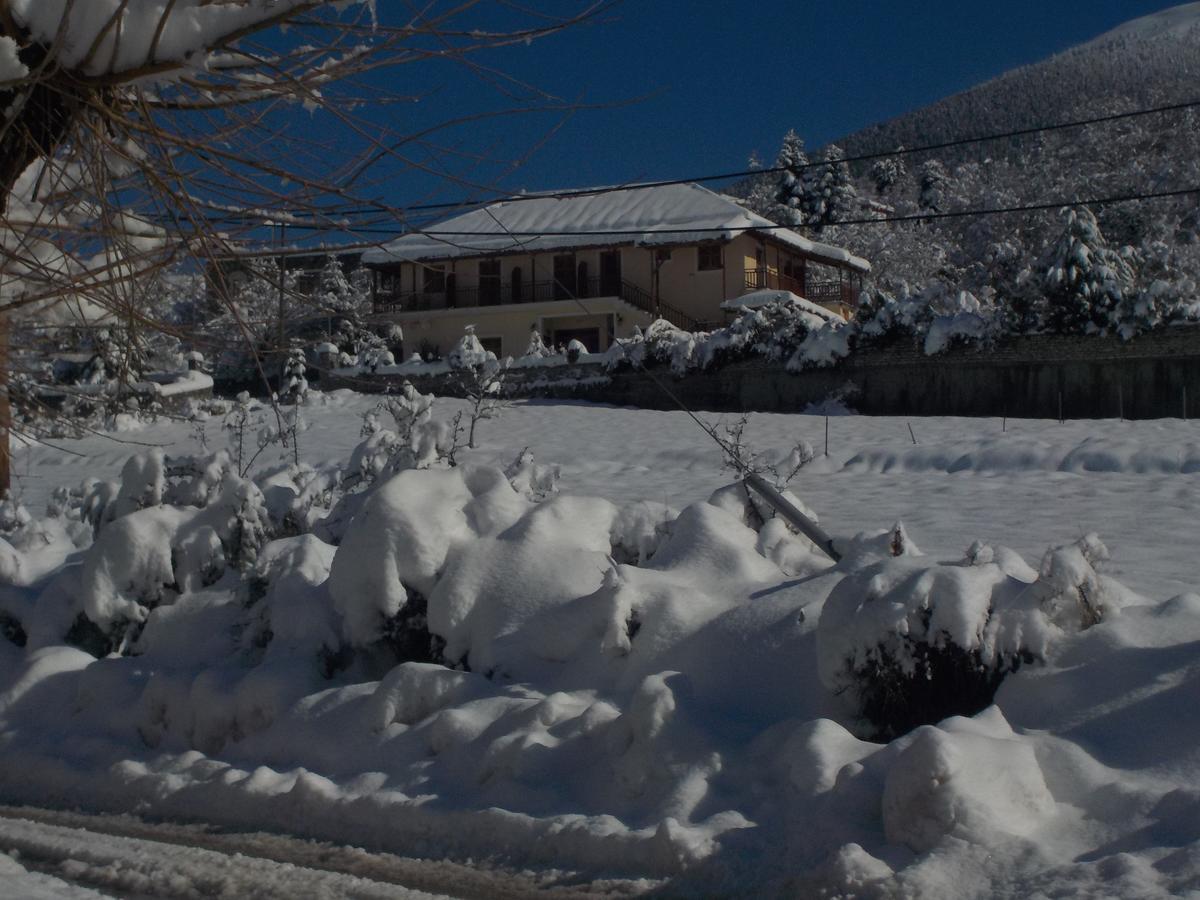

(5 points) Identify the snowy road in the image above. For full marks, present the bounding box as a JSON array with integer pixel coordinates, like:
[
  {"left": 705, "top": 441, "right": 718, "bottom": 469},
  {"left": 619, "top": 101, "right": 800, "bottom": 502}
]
[{"left": 0, "top": 806, "right": 644, "bottom": 900}]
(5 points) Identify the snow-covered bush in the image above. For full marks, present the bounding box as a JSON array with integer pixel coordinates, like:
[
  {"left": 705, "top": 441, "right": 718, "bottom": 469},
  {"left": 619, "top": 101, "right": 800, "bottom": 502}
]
[
  {"left": 816, "top": 528, "right": 1130, "bottom": 740},
  {"left": 817, "top": 531, "right": 1044, "bottom": 740},
  {"left": 448, "top": 325, "right": 492, "bottom": 370},
  {"left": 279, "top": 346, "right": 309, "bottom": 404}
]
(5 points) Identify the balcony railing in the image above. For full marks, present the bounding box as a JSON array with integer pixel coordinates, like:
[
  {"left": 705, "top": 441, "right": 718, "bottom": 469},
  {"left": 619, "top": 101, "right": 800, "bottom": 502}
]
[
  {"left": 374, "top": 276, "right": 703, "bottom": 332},
  {"left": 743, "top": 268, "right": 857, "bottom": 310}
]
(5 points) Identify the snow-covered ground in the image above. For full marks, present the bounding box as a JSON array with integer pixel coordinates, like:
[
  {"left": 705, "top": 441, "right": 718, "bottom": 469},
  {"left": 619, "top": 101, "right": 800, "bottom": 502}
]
[
  {"left": 3, "top": 391, "right": 1200, "bottom": 897},
  {"left": 12, "top": 393, "right": 1198, "bottom": 599}
]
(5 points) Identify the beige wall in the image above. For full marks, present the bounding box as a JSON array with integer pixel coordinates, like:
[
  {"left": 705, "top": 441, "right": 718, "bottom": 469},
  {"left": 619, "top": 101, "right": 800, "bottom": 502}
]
[
  {"left": 392, "top": 297, "right": 651, "bottom": 360},
  {"left": 378, "top": 234, "right": 855, "bottom": 334}
]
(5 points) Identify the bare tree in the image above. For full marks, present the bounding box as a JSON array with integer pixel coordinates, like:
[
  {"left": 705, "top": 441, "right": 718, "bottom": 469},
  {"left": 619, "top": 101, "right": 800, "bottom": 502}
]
[{"left": 0, "top": 0, "right": 604, "bottom": 490}]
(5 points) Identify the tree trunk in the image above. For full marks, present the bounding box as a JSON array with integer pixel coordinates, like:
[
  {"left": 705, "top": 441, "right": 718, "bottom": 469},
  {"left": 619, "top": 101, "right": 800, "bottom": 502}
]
[{"left": 0, "top": 40, "right": 86, "bottom": 493}]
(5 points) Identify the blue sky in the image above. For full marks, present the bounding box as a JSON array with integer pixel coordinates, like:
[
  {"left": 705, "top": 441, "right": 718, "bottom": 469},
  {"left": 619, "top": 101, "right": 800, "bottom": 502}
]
[{"left": 279, "top": 1, "right": 1190, "bottom": 228}]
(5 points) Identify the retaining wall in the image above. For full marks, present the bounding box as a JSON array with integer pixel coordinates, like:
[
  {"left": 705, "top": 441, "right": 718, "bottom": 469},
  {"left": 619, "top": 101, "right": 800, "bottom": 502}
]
[{"left": 321, "top": 326, "right": 1200, "bottom": 420}]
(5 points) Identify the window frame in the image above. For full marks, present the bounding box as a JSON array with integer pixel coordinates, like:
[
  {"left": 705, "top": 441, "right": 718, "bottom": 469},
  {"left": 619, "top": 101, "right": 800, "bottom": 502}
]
[{"left": 697, "top": 243, "right": 723, "bottom": 272}]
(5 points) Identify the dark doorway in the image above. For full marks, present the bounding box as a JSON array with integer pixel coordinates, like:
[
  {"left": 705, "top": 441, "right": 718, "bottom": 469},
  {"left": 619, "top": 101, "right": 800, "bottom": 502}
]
[
  {"left": 445, "top": 273, "right": 457, "bottom": 308},
  {"left": 479, "top": 259, "right": 501, "bottom": 306},
  {"left": 553, "top": 254, "right": 577, "bottom": 299},
  {"left": 600, "top": 250, "right": 621, "bottom": 296},
  {"left": 511, "top": 266, "right": 524, "bottom": 303}
]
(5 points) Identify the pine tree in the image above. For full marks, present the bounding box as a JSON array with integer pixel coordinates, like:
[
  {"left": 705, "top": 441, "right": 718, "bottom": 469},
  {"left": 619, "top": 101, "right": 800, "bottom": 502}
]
[
  {"left": 773, "top": 130, "right": 810, "bottom": 227},
  {"left": 1040, "top": 207, "right": 1136, "bottom": 334},
  {"left": 316, "top": 255, "right": 369, "bottom": 315},
  {"left": 871, "top": 149, "right": 907, "bottom": 197},
  {"left": 808, "top": 145, "right": 857, "bottom": 231},
  {"left": 918, "top": 159, "right": 950, "bottom": 215}
]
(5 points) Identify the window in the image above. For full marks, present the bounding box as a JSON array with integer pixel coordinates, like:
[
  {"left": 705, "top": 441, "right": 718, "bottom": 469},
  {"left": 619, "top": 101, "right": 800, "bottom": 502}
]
[
  {"left": 697, "top": 244, "right": 723, "bottom": 271},
  {"left": 378, "top": 272, "right": 396, "bottom": 293},
  {"left": 423, "top": 264, "right": 446, "bottom": 293},
  {"left": 480, "top": 337, "right": 502, "bottom": 358}
]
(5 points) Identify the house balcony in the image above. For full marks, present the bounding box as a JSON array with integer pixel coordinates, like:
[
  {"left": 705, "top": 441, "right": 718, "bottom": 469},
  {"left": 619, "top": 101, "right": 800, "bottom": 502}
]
[
  {"left": 743, "top": 267, "right": 859, "bottom": 312},
  {"left": 374, "top": 276, "right": 705, "bottom": 332}
]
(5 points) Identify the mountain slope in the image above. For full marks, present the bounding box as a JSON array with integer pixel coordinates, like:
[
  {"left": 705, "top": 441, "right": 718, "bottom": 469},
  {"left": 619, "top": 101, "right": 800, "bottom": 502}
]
[{"left": 786, "top": 4, "right": 1200, "bottom": 313}]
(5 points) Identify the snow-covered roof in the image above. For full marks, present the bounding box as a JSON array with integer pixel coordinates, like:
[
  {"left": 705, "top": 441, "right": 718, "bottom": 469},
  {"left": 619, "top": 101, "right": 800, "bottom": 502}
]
[
  {"left": 363, "top": 183, "right": 870, "bottom": 273},
  {"left": 720, "top": 289, "right": 847, "bottom": 323}
]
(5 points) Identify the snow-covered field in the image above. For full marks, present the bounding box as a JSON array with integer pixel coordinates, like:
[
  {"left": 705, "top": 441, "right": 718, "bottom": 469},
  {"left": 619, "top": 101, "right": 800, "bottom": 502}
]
[{"left": 2, "top": 391, "right": 1200, "bottom": 897}]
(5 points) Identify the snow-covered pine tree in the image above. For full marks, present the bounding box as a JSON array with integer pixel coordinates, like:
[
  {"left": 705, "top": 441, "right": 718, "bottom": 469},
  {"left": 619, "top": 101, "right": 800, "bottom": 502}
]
[
  {"left": 773, "top": 130, "right": 811, "bottom": 227},
  {"left": 1040, "top": 207, "right": 1137, "bottom": 334},
  {"left": 918, "top": 159, "right": 950, "bottom": 215},
  {"left": 280, "top": 346, "right": 309, "bottom": 404},
  {"left": 316, "top": 255, "right": 369, "bottom": 316},
  {"left": 871, "top": 150, "right": 907, "bottom": 197},
  {"left": 807, "top": 144, "right": 857, "bottom": 231}
]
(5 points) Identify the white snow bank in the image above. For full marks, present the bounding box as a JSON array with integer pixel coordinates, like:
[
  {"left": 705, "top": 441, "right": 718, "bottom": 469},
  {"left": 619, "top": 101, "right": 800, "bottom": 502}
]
[{"left": 881, "top": 710, "right": 1055, "bottom": 852}]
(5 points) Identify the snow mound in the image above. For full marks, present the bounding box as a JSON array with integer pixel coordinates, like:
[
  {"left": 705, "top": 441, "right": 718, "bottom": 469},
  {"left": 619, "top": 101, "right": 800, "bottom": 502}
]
[{"left": 882, "top": 710, "right": 1055, "bottom": 852}]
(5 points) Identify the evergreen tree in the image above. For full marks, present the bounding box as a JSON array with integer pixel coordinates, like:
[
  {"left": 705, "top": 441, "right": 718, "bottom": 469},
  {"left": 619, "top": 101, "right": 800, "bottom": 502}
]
[
  {"left": 773, "top": 129, "right": 810, "bottom": 227},
  {"left": 316, "top": 255, "right": 369, "bottom": 315},
  {"left": 871, "top": 149, "right": 907, "bottom": 197},
  {"left": 1040, "top": 207, "right": 1136, "bottom": 334},
  {"left": 807, "top": 144, "right": 857, "bottom": 231},
  {"left": 918, "top": 159, "right": 950, "bottom": 214}
]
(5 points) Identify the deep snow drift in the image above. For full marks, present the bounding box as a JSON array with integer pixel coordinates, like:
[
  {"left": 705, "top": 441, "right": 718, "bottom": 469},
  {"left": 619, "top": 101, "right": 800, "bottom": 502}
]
[{"left": 2, "top": 392, "right": 1200, "bottom": 897}]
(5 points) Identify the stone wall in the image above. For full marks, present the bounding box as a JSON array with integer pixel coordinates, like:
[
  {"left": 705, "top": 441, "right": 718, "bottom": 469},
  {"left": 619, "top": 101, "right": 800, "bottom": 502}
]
[{"left": 321, "top": 326, "right": 1200, "bottom": 420}]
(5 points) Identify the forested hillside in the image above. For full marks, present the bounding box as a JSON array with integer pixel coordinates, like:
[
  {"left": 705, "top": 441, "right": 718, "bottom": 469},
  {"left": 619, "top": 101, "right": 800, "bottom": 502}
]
[{"left": 742, "top": 4, "right": 1200, "bottom": 334}]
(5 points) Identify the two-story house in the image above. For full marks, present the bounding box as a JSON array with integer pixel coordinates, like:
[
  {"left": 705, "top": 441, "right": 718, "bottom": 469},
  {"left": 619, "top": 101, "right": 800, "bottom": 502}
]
[{"left": 361, "top": 183, "right": 869, "bottom": 358}]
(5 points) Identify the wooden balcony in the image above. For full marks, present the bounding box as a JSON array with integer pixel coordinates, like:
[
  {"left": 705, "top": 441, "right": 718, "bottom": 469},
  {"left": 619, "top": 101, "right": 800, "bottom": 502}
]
[{"left": 744, "top": 268, "right": 857, "bottom": 311}]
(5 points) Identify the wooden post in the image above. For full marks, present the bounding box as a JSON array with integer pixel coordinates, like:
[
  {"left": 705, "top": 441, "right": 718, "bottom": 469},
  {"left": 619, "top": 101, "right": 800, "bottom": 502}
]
[
  {"left": 907, "top": 421, "right": 917, "bottom": 445},
  {"left": 1185, "top": 385, "right": 1189, "bottom": 421},
  {"left": 1118, "top": 383, "right": 1124, "bottom": 421},
  {"left": 824, "top": 414, "right": 829, "bottom": 457},
  {"left": 1058, "top": 391, "right": 1064, "bottom": 424}
]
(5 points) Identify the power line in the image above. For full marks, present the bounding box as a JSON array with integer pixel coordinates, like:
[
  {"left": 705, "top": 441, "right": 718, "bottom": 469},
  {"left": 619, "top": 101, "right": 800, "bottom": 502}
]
[
  {"left": 176, "top": 96, "right": 1200, "bottom": 227},
  {"left": 224, "top": 183, "right": 1200, "bottom": 242}
]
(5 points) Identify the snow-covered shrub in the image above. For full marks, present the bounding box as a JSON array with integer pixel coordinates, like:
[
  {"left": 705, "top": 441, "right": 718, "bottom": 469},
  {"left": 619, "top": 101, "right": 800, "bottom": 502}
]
[
  {"left": 817, "top": 532, "right": 1051, "bottom": 740},
  {"left": 504, "top": 448, "right": 560, "bottom": 502},
  {"left": 604, "top": 320, "right": 701, "bottom": 375},
  {"left": 520, "top": 326, "right": 554, "bottom": 361},
  {"left": 279, "top": 346, "right": 308, "bottom": 404},
  {"left": 448, "top": 325, "right": 491, "bottom": 370},
  {"left": 1028, "top": 534, "right": 1124, "bottom": 631}
]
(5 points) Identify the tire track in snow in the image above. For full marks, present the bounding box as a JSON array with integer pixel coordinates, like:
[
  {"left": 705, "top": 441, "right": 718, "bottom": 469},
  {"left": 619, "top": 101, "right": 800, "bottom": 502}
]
[{"left": 0, "top": 806, "right": 651, "bottom": 900}]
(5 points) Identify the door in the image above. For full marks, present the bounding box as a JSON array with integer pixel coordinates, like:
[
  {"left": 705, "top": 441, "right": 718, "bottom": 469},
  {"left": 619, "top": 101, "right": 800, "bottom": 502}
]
[
  {"left": 510, "top": 266, "right": 524, "bottom": 304},
  {"left": 599, "top": 250, "right": 622, "bottom": 297},
  {"left": 553, "top": 254, "right": 577, "bottom": 300},
  {"left": 479, "top": 259, "right": 501, "bottom": 306}
]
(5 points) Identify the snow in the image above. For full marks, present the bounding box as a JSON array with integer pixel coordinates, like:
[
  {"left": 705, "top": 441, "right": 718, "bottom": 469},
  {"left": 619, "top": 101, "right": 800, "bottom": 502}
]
[
  {"left": 1085, "top": 2, "right": 1200, "bottom": 47},
  {"left": 362, "top": 183, "right": 870, "bottom": 273},
  {"left": 0, "top": 36, "right": 28, "bottom": 82},
  {"left": 5, "top": 394, "right": 1200, "bottom": 896},
  {"left": 7, "top": 1, "right": 366, "bottom": 77},
  {"left": 0, "top": 812, "right": 450, "bottom": 899},
  {"left": 719, "top": 289, "right": 846, "bottom": 323}
]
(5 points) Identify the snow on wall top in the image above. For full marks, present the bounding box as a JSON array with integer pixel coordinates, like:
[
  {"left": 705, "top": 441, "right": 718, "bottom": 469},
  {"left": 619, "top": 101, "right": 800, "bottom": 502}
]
[
  {"left": 720, "top": 289, "right": 847, "bottom": 322},
  {"left": 1082, "top": 2, "right": 1200, "bottom": 47},
  {"left": 362, "top": 183, "right": 871, "bottom": 273},
  {"left": 7, "top": 1, "right": 356, "bottom": 77}
]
